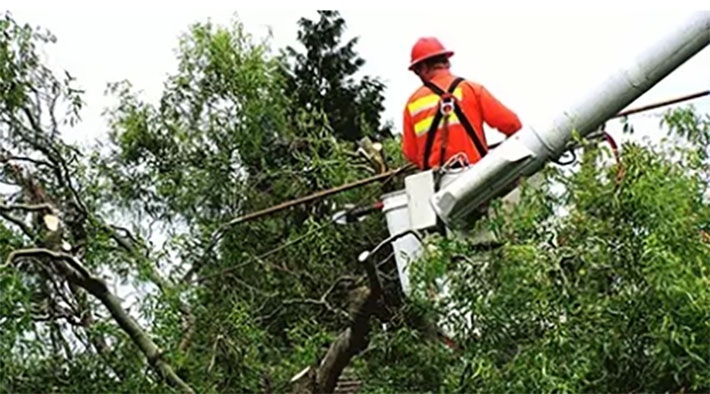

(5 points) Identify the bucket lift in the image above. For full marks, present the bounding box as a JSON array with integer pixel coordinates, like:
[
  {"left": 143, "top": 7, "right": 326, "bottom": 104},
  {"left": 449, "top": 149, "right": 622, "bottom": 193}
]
[
  {"left": 380, "top": 164, "right": 515, "bottom": 295},
  {"left": 378, "top": 12, "right": 710, "bottom": 299}
]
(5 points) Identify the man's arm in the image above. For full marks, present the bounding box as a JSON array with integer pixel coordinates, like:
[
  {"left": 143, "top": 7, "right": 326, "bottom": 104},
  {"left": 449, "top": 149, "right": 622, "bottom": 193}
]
[
  {"left": 402, "top": 108, "right": 420, "bottom": 167},
  {"left": 476, "top": 84, "right": 522, "bottom": 136}
]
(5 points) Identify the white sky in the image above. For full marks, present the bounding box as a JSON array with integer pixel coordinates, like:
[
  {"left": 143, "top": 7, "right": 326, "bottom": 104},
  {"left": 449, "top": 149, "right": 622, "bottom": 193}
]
[{"left": 3, "top": 1, "right": 710, "bottom": 146}]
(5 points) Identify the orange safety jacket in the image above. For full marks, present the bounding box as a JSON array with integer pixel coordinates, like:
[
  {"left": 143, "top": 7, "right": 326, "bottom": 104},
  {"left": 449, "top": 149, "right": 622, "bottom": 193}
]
[{"left": 402, "top": 69, "right": 522, "bottom": 170}]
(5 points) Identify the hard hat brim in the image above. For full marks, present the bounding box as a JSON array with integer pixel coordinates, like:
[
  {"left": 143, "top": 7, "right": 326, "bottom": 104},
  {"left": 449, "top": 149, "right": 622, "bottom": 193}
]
[{"left": 408, "top": 50, "right": 454, "bottom": 70}]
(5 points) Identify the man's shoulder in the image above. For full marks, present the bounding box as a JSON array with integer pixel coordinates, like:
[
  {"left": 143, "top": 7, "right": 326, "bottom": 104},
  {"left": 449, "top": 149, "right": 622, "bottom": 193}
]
[
  {"left": 436, "top": 75, "right": 483, "bottom": 93},
  {"left": 460, "top": 78, "right": 482, "bottom": 91},
  {"left": 405, "top": 77, "right": 484, "bottom": 103},
  {"left": 406, "top": 85, "right": 430, "bottom": 102}
]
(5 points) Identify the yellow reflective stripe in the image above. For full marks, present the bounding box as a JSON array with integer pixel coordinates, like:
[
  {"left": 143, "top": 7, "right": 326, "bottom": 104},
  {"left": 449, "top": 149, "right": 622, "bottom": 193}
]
[
  {"left": 413, "top": 113, "right": 460, "bottom": 135},
  {"left": 413, "top": 116, "right": 434, "bottom": 134},
  {"left": 408, "top": 95, "right": 439, "bottom": 116},
  {"left": 407, "top": 87, "right": 463, "bottom": 116}
]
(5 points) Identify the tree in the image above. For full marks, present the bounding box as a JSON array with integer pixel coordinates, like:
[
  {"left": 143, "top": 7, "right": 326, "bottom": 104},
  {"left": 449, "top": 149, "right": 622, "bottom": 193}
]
[
  {"left": 1, "top": 11, "right": 406, "bottom": 393},
  {"left": 99, "top": 16, "right": 405, "bottom": 393},
  {"left": 285, "top": 11, "right": 392, "bottom": 142},
  {"left": 0, "top": 13, "right": 192, "bottom": 393},
  {"left": 2, "top": 9, "right": 710, "bottom": 394}
]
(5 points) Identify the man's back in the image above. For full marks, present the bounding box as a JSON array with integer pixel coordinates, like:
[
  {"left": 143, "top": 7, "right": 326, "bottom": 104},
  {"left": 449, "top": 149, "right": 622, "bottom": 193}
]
[{"left": 402, "top": 69, "right": 521, "bottom": 169}]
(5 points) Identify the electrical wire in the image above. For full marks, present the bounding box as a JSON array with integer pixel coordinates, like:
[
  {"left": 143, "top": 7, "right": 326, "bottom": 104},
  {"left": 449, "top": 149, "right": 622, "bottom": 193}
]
[{"left": 197, "top": 167, "right": 406, "bottom": 282}]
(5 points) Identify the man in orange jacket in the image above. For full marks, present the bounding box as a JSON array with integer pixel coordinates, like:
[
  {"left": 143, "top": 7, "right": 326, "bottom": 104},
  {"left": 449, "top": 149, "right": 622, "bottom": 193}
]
[{"left": 403, "top": 37, "right": 522, "bottom": 170}]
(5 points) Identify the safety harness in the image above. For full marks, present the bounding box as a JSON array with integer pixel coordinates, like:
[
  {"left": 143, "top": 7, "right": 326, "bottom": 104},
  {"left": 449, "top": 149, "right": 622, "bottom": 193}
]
[{"left": 421, "top": 77, "right": 488, "bottom": 170}]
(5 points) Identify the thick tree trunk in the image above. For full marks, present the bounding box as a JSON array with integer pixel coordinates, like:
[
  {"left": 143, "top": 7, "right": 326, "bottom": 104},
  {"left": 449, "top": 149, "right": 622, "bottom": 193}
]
[{"left": 315, "top": 286, "right": 377, "bottom": 393}]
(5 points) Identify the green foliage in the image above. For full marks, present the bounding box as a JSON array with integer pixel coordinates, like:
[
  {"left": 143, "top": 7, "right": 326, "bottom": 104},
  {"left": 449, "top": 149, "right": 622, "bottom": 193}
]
[
  {"left": 355, "top": 325, "right": 454, "bottom": 393},
  {"left": 359, "top": 112, "right": 710, "bottom": 392},
  {"left": 98, "top": 13, "right": 397, "bottom": 393},
  {"left": 285, "top": 11, "right": 391, "bottom": 141},
  {"left": 662, "top": 105, "right": 710, "bottom": 151},
  {"left": 101, "top": 20, "right": 291, "bottom": 225}
]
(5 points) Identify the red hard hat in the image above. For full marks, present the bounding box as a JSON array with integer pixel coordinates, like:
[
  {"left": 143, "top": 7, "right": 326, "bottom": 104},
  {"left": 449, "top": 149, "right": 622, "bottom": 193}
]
[{"left": 409, "top": 37, "right": 454, "bottom": 70}]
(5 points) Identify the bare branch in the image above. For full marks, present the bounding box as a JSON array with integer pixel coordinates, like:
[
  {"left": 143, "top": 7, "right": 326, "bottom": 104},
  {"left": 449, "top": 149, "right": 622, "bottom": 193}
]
[
  {"left": 21, "top": 103, "right": 42, "bottom": 135},
  {"left": 321, "top": 275, "right": 358, "bottom": 302},
  {"left": 177, "top": 309, "right": 196, "bottom": 353},
  {"left": 1, "top": 155, "right": 55, "bottom": 168},
  {"left": 48, "top": 85, "right": 60, "bottom": 137},
  {"left": 30, "top": 84, "right": 44, "bottom": 130},
  {"left": 207, "top": 334, "right": 224, "bottom": 373},
  {"left": 32, "top": 309, "right": 82, "bottom": 326},
  {"left": 13, "top": 108, "right": 87, "bottom": 216},
  {"left": 110, "top": 225, "right": 141, "bottom": 248},
  {"left": 0, "top": 211, "right": 35, "bottom": 237},
  {"left": 3, "top": 248, "right": 91, "bottom": 278},
  {"left": 0, "top": 202, "right": 54, "bottom": 212},
  {"left": 46, "top": 272, "right": 80, "bottom": 316},
  {"left": 282, "top": 298, "right": 350, "bottom": 321}
]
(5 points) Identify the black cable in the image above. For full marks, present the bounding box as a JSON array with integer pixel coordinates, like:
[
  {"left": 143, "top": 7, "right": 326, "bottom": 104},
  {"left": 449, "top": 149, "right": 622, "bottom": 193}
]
[{"left": 552, "top": 149, "right": 577, "bottom": 166}]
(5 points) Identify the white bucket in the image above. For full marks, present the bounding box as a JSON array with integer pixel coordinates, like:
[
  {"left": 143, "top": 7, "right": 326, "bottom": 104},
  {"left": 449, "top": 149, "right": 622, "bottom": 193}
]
[
  {"left": 381, "top": 187, "right": 466, "bottom": 340},
  {"left": 381, "top": 190, "right": 422, "bottom": 295},
  {"left": 381, "top": 169, "right": 474, "bottom": 297}
]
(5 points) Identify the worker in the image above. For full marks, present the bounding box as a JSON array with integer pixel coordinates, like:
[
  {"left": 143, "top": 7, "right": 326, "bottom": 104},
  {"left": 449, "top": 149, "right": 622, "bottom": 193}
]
[{"left": 402, "top": 37, "right": 523, "bottom": 170}]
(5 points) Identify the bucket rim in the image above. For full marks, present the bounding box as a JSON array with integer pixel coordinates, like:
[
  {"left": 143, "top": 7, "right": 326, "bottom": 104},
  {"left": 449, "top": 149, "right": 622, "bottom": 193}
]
[
  {"left": 380, "top": 189, "right": 407, "bottom": 200},
  {"left": 381, "top": 189, "right": 408, "bottom": 213}
]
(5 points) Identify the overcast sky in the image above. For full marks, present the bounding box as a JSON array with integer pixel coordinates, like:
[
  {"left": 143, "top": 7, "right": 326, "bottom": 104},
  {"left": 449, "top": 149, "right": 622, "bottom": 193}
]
[{"left": 4, "top": 2, "right": 710, "bottom": 146}]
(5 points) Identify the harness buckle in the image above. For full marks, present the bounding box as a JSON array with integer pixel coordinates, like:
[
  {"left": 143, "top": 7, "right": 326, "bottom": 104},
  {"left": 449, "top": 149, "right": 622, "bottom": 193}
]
[{"left": 440, "top": 95, "right": 455, "bottom": 116}]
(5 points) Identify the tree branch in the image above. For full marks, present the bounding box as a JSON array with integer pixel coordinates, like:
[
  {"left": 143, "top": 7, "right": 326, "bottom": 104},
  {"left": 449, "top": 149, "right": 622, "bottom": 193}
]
[
  {"left": 3, "top": 248, "right": 195, "bottom": 394},
  {"left": 282, "top": 275, "right": 357, "bottom": 321},
  {"left": 15, "top": 108, "right": 87, "bottom": 217},
  {"left": 0, "top": 202, "right": 54, "bottom": 212},
  {"left": 101, "top": 222, "right": 197, "bottom": 352},
  {"left": 1, "top": 155, "right": 55, "bottom": 168},
  {"left": 3, "top": 248, "right": 91, "bottom": 278},
  {"left": 315, "top": 286, "right": 377, "bottom": 393},
  {"left": 282, "top": 298, "right": 351, "bottom": 321},
  {"left": 48, "top": 85, "right": 60, "bottom": 137},
  {"left": 0, "top": 211, "right": 35, "bottom": 237}
]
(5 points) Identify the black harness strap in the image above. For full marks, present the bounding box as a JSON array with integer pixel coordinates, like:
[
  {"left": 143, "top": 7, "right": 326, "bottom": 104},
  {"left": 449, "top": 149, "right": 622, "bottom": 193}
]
[
  {"left": 438, "top": 114, "right": 451, "bottom": 168},
  {"left": 421, "top": 108, "right": 443, "bottom": 170},
  {"left": 419, "top": 77, "right": 487, "bottom": 170},
  {"left": 454, "top": 103, "right": 487, "bottom": 160},
  {"left": 422, "top": 78, "right": 447, "bottom": 95},
  {"left": 420, "top": 80, "right": 446, "bottom": 170}
]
